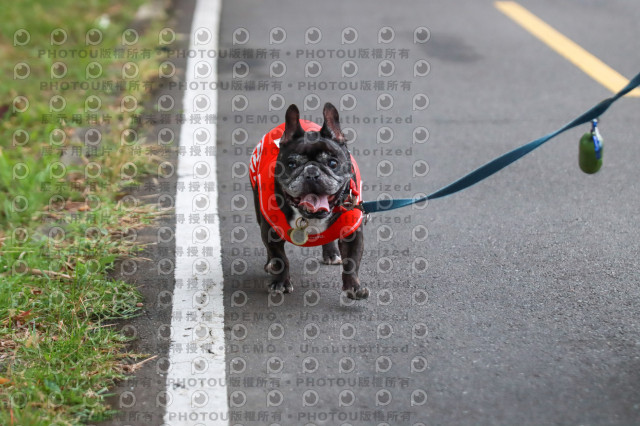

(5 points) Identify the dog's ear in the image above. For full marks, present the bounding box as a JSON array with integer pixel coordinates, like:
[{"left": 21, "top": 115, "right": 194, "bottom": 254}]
[
  {"left": 320, "top": 102, "right": 346, "bottom": 143},
  {"left": 281, "top": 104, "right": 304, "bottom": 145}
]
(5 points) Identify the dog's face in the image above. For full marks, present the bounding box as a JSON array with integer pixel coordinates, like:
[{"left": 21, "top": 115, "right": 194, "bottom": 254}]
[{"left": 275, "top": 103, "right": 352, "bottom": 220}]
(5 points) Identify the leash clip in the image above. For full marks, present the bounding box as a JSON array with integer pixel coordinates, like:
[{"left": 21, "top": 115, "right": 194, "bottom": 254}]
[
  {"left": 591, "top": 119, "right": 602, "bottom": 160},
  {"left": 339, "top": 187, "right": 368, "bottom": 225},
  {"left": 342, "top": 189, "right": 356, "bottom": 210}
]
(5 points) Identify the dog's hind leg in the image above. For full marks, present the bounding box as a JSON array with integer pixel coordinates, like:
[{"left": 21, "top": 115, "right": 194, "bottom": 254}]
[{"left": 321, "top": 240, "right": 342, "bottom": 264}]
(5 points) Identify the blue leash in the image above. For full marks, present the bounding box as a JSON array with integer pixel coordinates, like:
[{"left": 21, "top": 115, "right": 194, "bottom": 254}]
[{"left": 361, "top": 71, "right": 640, "bottom": 214}]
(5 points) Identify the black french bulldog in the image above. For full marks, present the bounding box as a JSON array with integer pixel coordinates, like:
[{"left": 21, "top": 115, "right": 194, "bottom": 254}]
[{"left": 250, "top": 103, "right": 369, "bottom": 300}]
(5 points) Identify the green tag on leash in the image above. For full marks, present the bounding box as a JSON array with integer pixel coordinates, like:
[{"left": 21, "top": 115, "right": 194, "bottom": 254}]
[{"left": 579, "top": 119, "right": 603, "bottom": 174}]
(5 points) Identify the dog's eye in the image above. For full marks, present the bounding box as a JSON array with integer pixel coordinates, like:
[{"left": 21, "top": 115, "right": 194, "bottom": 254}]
[
  {"left": 287, "top": 160, "right": 297, "bottom": 169},
  {"left": 328, "top": 159, "right": 338, "bottom": 169}
]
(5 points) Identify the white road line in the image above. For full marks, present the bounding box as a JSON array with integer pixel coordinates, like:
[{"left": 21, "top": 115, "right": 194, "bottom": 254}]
[{"left": 164, "top": 0, "right": 227, "bottom": 424}]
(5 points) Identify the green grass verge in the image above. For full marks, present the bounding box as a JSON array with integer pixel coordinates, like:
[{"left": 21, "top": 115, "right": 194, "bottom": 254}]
[{"left": 0, "top": 0, "right": 169, "bottom": 424}]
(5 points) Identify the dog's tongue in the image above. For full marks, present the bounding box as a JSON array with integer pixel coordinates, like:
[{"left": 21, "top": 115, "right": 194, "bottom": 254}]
[{"left": 299, "top": 194, "right": 330, "bottom": 213}]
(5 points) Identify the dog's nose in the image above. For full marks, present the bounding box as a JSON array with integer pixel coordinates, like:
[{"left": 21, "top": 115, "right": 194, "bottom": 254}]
[{"left": 304, "top": 165, "right": 321, "bottom": 181}]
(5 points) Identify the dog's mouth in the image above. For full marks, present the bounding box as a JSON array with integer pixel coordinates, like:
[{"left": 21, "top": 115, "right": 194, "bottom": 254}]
[{"left": 285, "top": 192, "right": 340, "bottom": 218}]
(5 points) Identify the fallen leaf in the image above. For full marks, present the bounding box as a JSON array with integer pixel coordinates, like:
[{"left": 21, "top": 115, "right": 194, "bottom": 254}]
[
  {"left": 65, "top": 201, "right": 90, "bottom": 212},
  {"left": 12, "top": 310, "right": 32, "bottom": 324}
]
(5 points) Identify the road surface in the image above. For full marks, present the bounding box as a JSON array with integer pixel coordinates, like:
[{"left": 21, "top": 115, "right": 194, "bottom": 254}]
[{"left": 104, "top": 1, "right": 640, "bottom": 425}]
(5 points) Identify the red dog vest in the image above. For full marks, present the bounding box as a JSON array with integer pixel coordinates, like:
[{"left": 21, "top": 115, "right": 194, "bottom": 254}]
[{"left": 249, "top": 121, "right": 363, "bottom": 247}]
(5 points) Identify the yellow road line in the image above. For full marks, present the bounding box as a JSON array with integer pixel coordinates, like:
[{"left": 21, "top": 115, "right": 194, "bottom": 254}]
[{"left": 495, "top": 1, "right": 640, "bottom": 97}]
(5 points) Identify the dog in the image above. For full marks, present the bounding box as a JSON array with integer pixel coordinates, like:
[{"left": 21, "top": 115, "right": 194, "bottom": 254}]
[{"left": 249, "top": 103, "right": 369, "bottom": 300}]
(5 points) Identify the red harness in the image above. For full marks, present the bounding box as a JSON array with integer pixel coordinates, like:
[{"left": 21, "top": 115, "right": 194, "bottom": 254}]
[{"left": 249, "top": 121, "right": 363, "bottom": 247}]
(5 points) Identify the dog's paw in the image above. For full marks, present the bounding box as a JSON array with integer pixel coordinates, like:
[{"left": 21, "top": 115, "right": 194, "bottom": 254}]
[
  {"left": 322, "top": 254, "right": 342, "bottom": 265},
  {"left": 264, "top": 258, "right": 285, "bottom": 275},
  {"left": 268, "top": 278, "right": 293, "bottom": 294},
  {"left": 343, "top": 287, "right": 369, "bottom": 300}
]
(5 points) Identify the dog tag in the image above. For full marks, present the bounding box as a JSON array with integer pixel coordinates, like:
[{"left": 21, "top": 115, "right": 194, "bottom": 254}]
[
  {"left": 288, "top": 227, "right": 309, "bottom": 246},
  {"left": 288, "top": 217, "right": 309, "bottom": 246}
]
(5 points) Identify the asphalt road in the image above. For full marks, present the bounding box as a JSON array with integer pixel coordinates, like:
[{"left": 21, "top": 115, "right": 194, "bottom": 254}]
[
  {"left": 216, "top": 0, "right": 640, "bottom": 425},
  {"left": 104, "top": 0, "right": 640, "bottom": 425}
]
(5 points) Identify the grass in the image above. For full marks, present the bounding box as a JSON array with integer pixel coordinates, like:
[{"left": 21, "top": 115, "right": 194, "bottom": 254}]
[
  {"left": 0, "top": 0, "right": 170, "bottom": 423},
  {"left": 0, "top": 223, "right": 146, "bottom": 425}
]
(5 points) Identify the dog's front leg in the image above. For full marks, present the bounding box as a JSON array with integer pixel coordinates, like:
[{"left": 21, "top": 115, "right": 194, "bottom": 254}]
[
  {"left": 338, "top": 225, "right": 368, "bottom": 300},
  {"left": 260, "top": 223, "right": 293, "bottom": 294}
]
